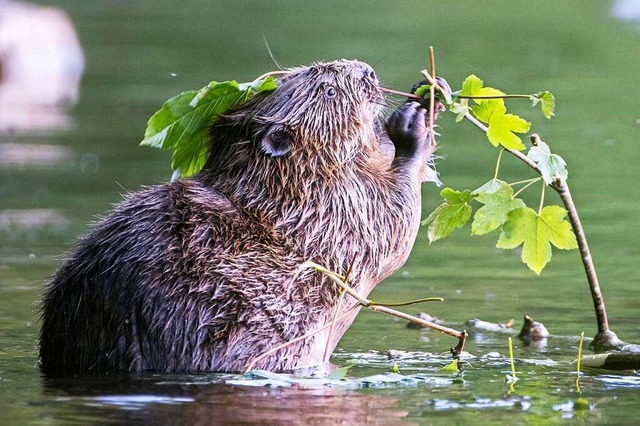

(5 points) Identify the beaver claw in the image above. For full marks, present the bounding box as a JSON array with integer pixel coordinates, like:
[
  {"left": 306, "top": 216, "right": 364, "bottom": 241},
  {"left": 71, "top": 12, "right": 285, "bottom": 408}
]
[{"left": 385, "top": 101, "right": 429, "bottom": 158}]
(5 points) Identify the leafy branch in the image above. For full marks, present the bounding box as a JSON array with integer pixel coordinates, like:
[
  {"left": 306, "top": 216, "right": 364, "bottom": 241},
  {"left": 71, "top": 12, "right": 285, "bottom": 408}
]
[
  {"left": 405, "top": 53, "right": 623, "bottom": 350},
  {"left": 415, "top": 72, "right": 575, "bottom": 275}
]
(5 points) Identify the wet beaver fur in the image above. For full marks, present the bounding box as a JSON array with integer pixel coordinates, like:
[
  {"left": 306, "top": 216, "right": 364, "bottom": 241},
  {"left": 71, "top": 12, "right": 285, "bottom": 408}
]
[{"left": 39, "top": 60, "right": 441, "bottom": 375}]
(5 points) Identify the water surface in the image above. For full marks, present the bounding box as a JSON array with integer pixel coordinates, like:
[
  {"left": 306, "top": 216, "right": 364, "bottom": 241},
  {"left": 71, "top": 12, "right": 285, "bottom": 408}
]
[{"left": 1, "top": 0, "right": 639, "bottom": 424}]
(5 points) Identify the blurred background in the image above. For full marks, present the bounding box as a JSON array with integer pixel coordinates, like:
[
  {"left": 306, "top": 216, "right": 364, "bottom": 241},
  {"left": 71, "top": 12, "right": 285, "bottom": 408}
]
[{"left": 1, "top": 0, "right": 639, "bottom": 423}]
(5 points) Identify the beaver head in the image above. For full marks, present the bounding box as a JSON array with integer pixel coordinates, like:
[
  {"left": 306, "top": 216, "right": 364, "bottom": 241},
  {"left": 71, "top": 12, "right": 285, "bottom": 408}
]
[{"left": 204, "top": 60, "right": 389, "bottom": 180}]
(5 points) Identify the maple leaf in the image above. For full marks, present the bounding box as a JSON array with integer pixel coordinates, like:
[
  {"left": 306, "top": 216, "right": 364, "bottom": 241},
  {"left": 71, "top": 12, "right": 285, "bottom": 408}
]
[
  {"left": 450, "top": 101, "right": 470, "bottom": 122},
  {"left": 141, "top": 78, "right": 278, "bottom": 178},
  {"left": 472, "top": 180, "right": 526, "bottom": 235},
  {"left": 460, "top": 75, "right": 505, "bottom": 101},
  {"left": 497, "top": 205, "right": 578, "bottom": 274},
  {"left": 528, "top": 141, "right": 568, "bottom": 184},
  {"left": 531, "top": 91, "right": 556, "bottom": 119},
  {"left": 422, "top": 188, "right": 474, "bottom": 243},
  {"left": 472, "top": 100, "right": 530, "bottom": 150}
]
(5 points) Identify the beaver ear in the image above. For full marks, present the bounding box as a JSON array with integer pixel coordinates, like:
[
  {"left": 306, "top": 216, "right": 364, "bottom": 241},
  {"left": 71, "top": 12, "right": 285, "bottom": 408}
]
[{"left": 261, "top": 125, "right": 292, "bottom": 157}]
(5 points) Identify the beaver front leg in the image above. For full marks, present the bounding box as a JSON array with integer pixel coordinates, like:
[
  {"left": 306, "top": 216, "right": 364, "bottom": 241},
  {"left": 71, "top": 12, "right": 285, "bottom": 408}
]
[
  {"left": 386, "top": 77, "right": 450, "bottom": 161},
  {"left": 385, "top": 101, "right": 432, "bottom": 160}
]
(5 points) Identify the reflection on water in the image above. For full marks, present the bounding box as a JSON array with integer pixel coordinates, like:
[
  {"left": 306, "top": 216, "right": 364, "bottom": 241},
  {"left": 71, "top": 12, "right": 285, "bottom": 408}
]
[
  {"left": 0, "top": 209, "right": 67, "bottom": 230},
  {"left": 42, "top": 375, "right": 410, "bottom": 425},
  {"left": 0, "top": 1, "right": 84, "bottom": 133},
  {"left": 613, "top": 0, "right": 640, "bottom": 23},
  {"left": 0, "top": 209, "right": 68, "bottom": 244},
  {"left": 0, "top": 143, "right": 72, "bottom": 166}
]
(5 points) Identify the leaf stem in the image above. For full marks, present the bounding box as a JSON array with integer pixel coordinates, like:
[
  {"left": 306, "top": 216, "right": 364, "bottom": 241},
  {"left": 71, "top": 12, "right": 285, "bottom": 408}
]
[
  {"left": 458, "top": 94, "right": 532, "bottom": 100},
  {"left": 512, "top": 177, "right": 540, "bottom": 199},
  {"left": 493, "top": 149, "right": 504, "bottom": 181},
  {"left": 253, "top": 70, "right": 288, "bottom": 81},
  {"left": 538, "top": 180, "right": 546, "bottom": 215},
  {"left": 509, "top": 177, "right": 540, "bottom": 187}
]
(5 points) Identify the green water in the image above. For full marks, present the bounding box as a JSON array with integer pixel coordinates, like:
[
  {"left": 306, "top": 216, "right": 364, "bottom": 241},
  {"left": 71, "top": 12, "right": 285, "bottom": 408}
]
[{"left": 1, "top": 0, "right": 639, "bottom": 424}]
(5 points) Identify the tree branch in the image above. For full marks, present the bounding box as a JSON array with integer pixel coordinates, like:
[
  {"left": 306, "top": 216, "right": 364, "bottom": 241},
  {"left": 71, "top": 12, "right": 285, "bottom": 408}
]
[{"left": 462, "top": 118, "right": 618, "bottom": 348}]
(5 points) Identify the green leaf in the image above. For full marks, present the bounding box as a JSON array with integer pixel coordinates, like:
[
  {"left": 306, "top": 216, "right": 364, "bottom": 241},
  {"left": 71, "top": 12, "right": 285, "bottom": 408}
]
[
  {"left": 422, "top": 188, "right": 474, "bottom": 243},
  {"left": 497, "top": 206, "right": 578, "bottom": 274},
  {"left": 327, "top": 365, "right": 353, "bottom": 380},
  {"left": 415, "top": 83, "right": 452, "bottom": 106},
  {"left": 472, "top": 180, "right": 526, "bottom": 235},
  {"left": 473, "top": 179, "right": 504, "bottom": 196},
  {"left": 487, "top": 111, "right": 530, "bottom": 150},
  {"left": 450, "top": 101, "right": 470, "bottom": 122},
  {"left": 414, "top": 84, "right": 430, "bottom": 98},
  {"left": 460, "top": 75, "right": 505, "bottom": 103},
  {"left": 141, "top": 90, "right": 199, "bottom": 149},
  {"left": 140, "top": 77, "right": 278, "bottom": 178},
  {"left": 460, "top": 75, "right": 530, "bottom": 150},
  {"left": 531, "top": 91, "right": 556, "bottom": 119},
  {"left": 440, "top": 359, "right": 460, "bottom": 373},
  {"left": 470, "top": 98, "right": 503, "bottom": 124},
  {"left": 528, "top": 141, "right": 568, "bottom": 184},
  {"left": 472, "top": 100, "right": 530, "bottom": 150}
]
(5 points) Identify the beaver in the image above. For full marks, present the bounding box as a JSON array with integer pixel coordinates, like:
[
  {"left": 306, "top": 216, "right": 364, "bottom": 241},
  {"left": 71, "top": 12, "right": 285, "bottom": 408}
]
[{"left": 39, "top": 59, "right": 442, "bottom": 375}]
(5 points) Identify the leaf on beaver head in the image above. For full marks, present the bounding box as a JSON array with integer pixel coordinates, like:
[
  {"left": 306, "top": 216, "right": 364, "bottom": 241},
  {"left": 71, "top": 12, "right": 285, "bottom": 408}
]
[{"left": 140, "top": 77, "right": 278, "bottom": 178}]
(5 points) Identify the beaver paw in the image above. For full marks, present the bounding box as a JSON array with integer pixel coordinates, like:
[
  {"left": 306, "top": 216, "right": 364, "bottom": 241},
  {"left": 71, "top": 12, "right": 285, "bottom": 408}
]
[{"left": 385, "top": 101, "right": 429, "bottom": 158}]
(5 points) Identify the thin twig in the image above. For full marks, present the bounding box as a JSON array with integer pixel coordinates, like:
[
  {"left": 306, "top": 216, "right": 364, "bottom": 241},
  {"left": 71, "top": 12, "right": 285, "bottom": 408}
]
[
  {"left": 370, "top": 296, "right": 443, "bottom": 307},
  {"left": 323, "top": 259, "right": 356, "bottom": 362},
  {"left": 381, "top": 87, "right": 421, "bottom": 99},
  {"left": 301, "top": 261, "right": 467, "bottom": 346},
  {"left": 244, "top": 302, "right": 361, "bottom": 372},
  {"left": 254, "top": 70, "right": 288, "bottom": 81},
  {"left": 324, "top": 290, "right": 346, "bottom": 363},
  {"left": 369, "top": 305, "right": 464, "bottom": 340},
  {"left": 428, "top": 47, "right": 437, "bottom": 147}
]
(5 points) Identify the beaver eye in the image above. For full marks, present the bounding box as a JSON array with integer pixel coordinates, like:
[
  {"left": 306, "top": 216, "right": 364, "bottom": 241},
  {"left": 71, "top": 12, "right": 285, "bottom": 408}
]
[{"left": 324, "top": 85, "right": 337, "bottom": 99}]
